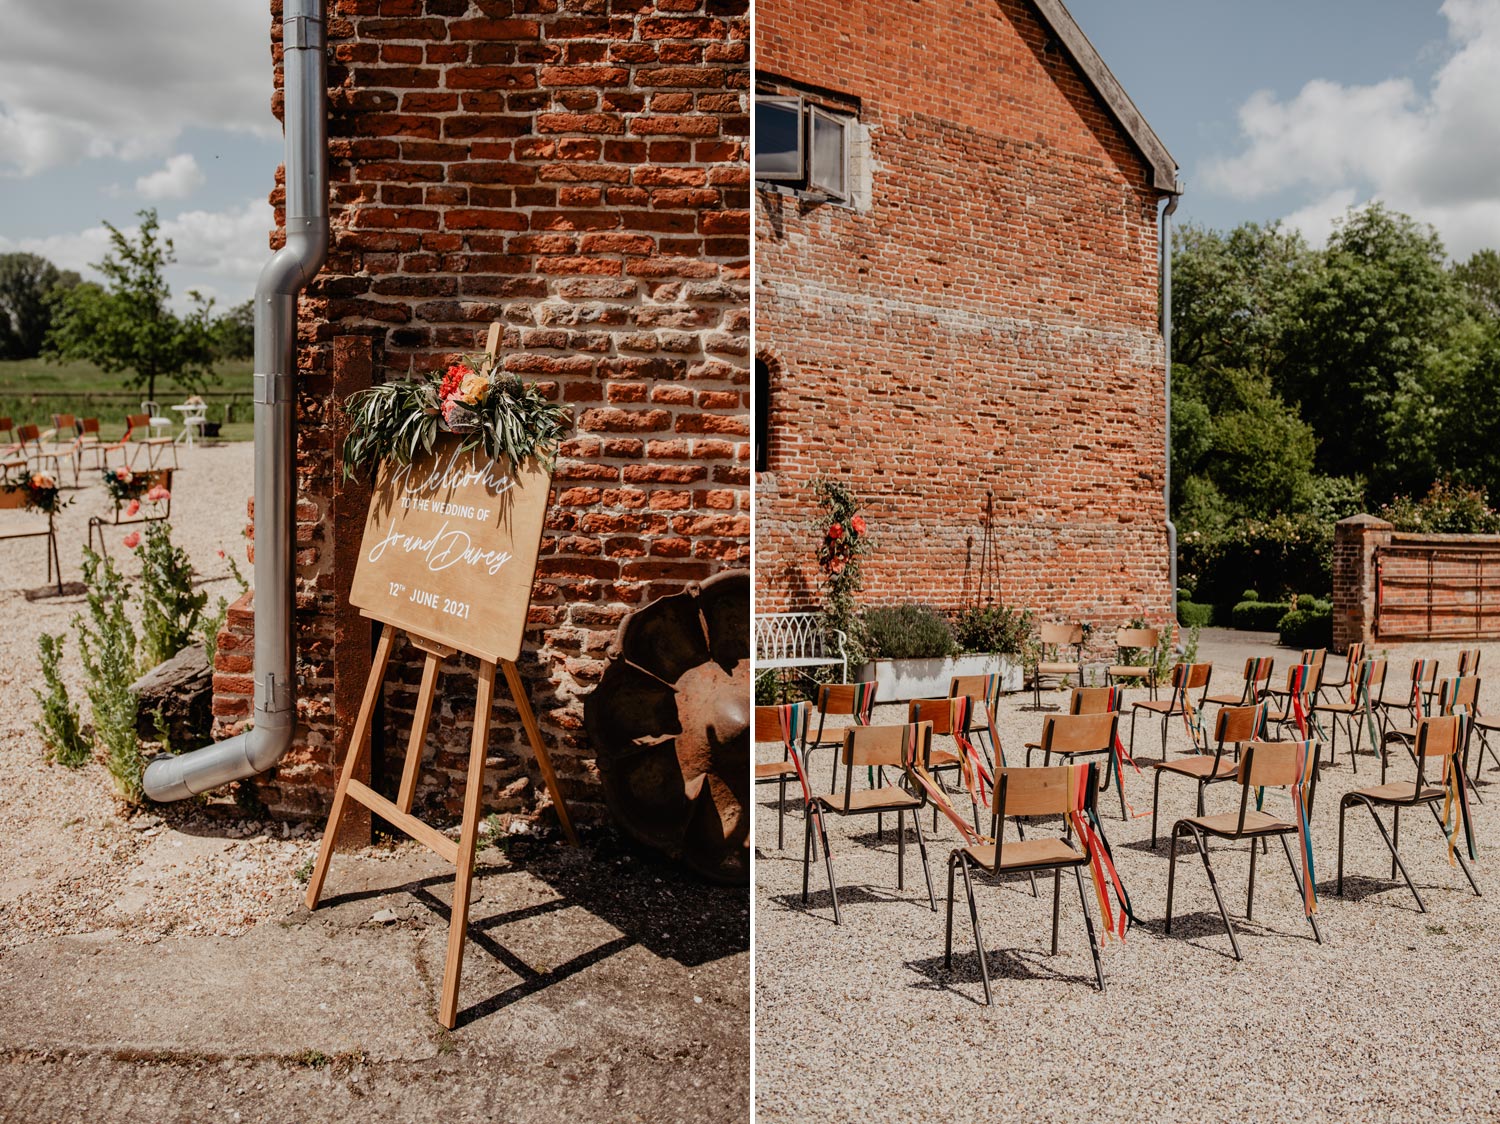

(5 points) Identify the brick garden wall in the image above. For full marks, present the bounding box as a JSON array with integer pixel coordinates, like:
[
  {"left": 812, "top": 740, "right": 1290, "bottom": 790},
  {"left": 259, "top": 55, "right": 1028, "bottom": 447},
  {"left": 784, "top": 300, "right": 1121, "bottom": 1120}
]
[
  {"left": 212, "top": 0, "right": 750, "bottom": 829},
  {"left": 754, "top": 0, "right": 1173, "bottom": 645}
]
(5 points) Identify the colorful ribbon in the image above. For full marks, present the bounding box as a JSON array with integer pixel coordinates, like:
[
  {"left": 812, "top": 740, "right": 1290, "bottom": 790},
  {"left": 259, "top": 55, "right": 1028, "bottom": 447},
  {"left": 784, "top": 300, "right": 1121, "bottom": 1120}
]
[
  {"left": 1440, "top": 713, "right": 1477, "bottom": 864},
  {"left": 775, "top": 700, "right": 813, "bottom": 804},
  {"left": 1067, "top": 764, "right": 1130, "bottom": 941},
  {"left": 1289, "top": 740, "right": 1318, "bottom": 917}
]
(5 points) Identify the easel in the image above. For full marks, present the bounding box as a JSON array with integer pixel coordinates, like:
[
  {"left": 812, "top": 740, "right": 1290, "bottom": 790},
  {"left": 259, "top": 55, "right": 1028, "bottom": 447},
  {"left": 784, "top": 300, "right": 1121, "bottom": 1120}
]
[{"left": 304, "top": 623, "right": 579, "bottom": 1028}]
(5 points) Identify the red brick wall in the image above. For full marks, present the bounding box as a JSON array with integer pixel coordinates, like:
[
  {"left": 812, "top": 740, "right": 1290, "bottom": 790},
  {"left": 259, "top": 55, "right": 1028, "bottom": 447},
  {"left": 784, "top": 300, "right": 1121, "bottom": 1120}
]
[
  {"left": 214, "top": 0, "right": 750, "bottom": 827},
  {"left": 754, "top": 0, "right": 1173, "bottom": 640}
]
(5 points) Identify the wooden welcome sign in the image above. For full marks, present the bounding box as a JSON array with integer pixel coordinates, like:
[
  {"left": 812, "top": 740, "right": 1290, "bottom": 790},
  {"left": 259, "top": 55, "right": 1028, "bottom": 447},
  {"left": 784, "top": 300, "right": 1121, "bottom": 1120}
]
[{"left": 305, "top": 325, "right": 577, "bottom": 1029}]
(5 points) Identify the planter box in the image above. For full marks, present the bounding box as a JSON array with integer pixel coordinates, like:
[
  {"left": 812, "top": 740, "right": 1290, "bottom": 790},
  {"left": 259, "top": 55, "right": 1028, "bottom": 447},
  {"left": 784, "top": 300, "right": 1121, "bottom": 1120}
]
[{"left": 855, "top": 653, "right": 1023, "bottom": 703}]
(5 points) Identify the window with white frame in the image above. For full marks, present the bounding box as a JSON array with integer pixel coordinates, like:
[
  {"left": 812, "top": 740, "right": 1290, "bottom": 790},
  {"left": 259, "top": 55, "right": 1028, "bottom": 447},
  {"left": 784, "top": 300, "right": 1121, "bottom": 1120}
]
[{"left": 754, "top": 94, "right": 851, "bottom": 201}]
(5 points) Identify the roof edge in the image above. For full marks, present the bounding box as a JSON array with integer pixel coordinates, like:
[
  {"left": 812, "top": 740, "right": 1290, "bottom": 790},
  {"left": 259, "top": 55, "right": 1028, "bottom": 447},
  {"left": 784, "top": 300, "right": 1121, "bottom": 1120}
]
[{"left": 1029, "top": 0, "right": 1181, "bottom": 195}]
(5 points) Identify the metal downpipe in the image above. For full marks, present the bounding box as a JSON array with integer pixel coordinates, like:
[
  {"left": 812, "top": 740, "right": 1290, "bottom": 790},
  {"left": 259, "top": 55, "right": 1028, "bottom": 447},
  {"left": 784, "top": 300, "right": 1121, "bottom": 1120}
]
[
  {"left": 144, "top": 0, "right": 328, "bottom": 802},
  {"left": 1161, "top": 193, "right": 1180, "bottom": 611}
]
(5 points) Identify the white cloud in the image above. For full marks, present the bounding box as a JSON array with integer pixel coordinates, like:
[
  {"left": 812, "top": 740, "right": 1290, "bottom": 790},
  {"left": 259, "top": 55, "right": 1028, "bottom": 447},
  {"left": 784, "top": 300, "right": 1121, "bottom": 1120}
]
[
  {"left": 0, "top": 198, "right": 275, "bottom": 311},
  {"left": 136, "top": 154, "right": 206, "bottom": 201},
  {"left": 1202, "top": 0, "right": 1500, "bottom": 257},
  {"left": 0, "top": 0, "right": 275, "bottom": 178}
]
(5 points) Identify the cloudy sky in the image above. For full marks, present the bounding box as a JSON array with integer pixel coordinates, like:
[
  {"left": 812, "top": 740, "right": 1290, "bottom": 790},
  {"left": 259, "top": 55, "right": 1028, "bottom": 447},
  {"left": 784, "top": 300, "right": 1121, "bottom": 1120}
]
[
  {"left": 1066, "top": 0, "right": 1500, "bottom": 259},
  {"left": 0, "top": 1, "right": 1497, "bottom": 312},
  {"left": 0, "top": 0, "right": 281, "bottom": 312}
]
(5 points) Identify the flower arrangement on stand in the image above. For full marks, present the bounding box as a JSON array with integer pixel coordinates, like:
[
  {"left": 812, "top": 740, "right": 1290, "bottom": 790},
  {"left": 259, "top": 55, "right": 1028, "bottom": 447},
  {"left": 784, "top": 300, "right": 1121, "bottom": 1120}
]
[
  {"left": 4, "top": 471, "right": 69, "bottom": 516},
  {"left": 102, "top": 466, "right": 148, "bottom": 505},
  {"left": 813, "top": 479, "right": 871, "bottom": 666},
  {"left": 340, "top": 347, "right": 570, "bottom": 480}
]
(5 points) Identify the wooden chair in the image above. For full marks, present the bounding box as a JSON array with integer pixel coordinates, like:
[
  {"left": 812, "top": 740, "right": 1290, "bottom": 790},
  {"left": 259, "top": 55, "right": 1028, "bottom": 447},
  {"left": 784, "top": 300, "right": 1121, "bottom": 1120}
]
[
  {"left": 1025, "top": 686, "right": 1122, "bottom": 761},
  {"left": 1319, "top": 642, "right": 1365, "bottom": 702},
  {"left": 4, "top": 424, "right": 66, "bottom": 479},
  {"left": 125, "top": 411, "right": 177, "bottom": 469},
  {"left": 72, "top": 417, "right": 106, "bottom": 473},
  {"left": 1381, "top": 675, "right": 1478, "bottom": 784},
  {"left": 1151, "top": 702, "right": 1267, "bottom": 848},
  {"left": 755, "top": 701, "right": 811, "bottom": 850},
  {"left": 1104, "top": 626, "right": 1160, "bottom": 699},
  {"left": 1165, "top": 740, "right": 1323, "bottom": 960},
  {"left": 1425, "top": 651, "right": 1480, "bottom": 710},
  {"left": 1202, "top": 656, "right": 1274, "bottom": 709},
  {"left": 1264, "top": 647, "right": 1326, "bottom": 711},
  {"left": 805, "top": 680, "right": 878, "bottom": 793},
  {"left": 1311, "top": 658, "right": 1386, "bottom": 771},
  {"left": 949, "top": 672, "right": 1005, "bottom": 769},
  {"left": 1264, "top": 663, "right": 1318, "bottom": 739},
  {"left": 945, "top": 762, "right": 1110, "bottom": 1001},
  {"left": 0, "top": 486, "right": 63, "bottom": 595},
  {"left": 1129, "top": 662, "right": 1213, "bottom": 760},
  {"left": 909, "top": 697, "right": 982, "bottom": 833},
  {"left": 1337, "top": 714, "right": 1478, "bottom": 912},
  {"left": 802, "top": 722, "right": 936, "bottom": 924},
  {"left": 1030, "top": 622, "right": 1084, "bottom": 709},
  {"left": 1374, "top": 658, "right": 1440, "bottom": 734},
  {"left": 1026, "top": 711, "right": 1124, "bottom": 820}
]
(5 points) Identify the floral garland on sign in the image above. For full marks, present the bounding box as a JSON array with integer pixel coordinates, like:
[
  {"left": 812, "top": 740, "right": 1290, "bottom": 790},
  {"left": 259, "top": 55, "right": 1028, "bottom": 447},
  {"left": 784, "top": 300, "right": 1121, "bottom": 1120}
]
[
  {"left": 4, "top": 471, "right": 69, "bottom": 515},
  {"left": 340, "top": 346, "right": 570, "bottom": 481}
]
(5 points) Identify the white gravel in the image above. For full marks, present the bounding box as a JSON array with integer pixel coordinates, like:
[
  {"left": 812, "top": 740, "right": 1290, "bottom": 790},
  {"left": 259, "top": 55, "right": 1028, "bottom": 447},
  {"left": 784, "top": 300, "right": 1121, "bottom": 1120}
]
[
  {"left": 755, "top": 633, "right": 1500, "bottom": 1123},
  {"left": 0, "top": 442, "right": 332, "bottom": 950}
]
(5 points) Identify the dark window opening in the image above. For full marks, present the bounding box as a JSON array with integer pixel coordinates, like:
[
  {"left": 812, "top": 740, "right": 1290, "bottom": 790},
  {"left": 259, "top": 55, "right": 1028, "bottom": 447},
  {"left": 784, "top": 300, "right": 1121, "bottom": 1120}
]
[{"left": 754, "top": 358, "right": 770, "bottom": 472}]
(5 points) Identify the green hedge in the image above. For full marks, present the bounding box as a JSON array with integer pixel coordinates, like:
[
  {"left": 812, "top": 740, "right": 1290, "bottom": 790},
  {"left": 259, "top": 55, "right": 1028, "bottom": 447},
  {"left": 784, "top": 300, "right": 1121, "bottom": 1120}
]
[
  {"left": 1176, "top": 600, "right": 1213, "bottom": 628},
  {"left": 1230, "top": 600, "right": 1291, "bottom": 631},
  {"left": 1277, "top": 598, "right": 1332, "bottom": 648}
]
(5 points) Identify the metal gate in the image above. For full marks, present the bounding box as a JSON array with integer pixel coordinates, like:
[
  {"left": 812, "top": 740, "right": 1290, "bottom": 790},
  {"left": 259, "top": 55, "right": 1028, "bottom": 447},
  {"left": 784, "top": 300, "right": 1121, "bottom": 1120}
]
[{"left": 1374, "top": 542, "right": 1500, "bottom": 640}]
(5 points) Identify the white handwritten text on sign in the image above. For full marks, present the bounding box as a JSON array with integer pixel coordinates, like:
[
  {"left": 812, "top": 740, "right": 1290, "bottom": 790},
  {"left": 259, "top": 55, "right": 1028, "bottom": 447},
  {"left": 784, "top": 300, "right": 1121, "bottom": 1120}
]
[{"left": 349, "top": 438, "right": 553, "bottom": 663}]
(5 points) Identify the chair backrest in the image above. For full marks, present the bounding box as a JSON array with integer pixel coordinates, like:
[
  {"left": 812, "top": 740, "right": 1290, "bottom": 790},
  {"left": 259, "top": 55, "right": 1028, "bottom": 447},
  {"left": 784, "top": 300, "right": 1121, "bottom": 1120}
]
[
  {"left": 1358, "top": 658, "right": 1388, "bottom": 701},
  {"left": 0, "top": 487, "right": 27, "bottom": 511},
  {"left": 124, "top": 413, "right": 150, "bottom": 436},
  {"left": 1410, "top": 658, "right": 1439, "bottom": 689},
  {"left": 1458, "top": 649, "right": 1481, "bottom": 676},
  {"left": 1414, "top": 715, "right": 1462, "bottom": 761},
  {"left": 995, "top": 764, "right": 1083, "bottom": 818},
  {"left": 1171, "top": 661, "right": 1212, "bottom": 691},
  {"left": 15, "top": 423, "right": 40, "bottom": 444},
  {"left": 1114, "top": 626, "right": 1158, "bottom": 654},
  {"left": 1039, "top": 622, "right": 1083, "bottom": 649},
  {"left": 907, "top": 697, "right": 956, "bottom": 736},
  {"left": 1242, "top": 655, "right": 1275, "bottom": 687},
  {"left": 1238, "top": 740, "right": 1319, "bottom": 792},
  {"left": 50, "top": 413, "right": 75, "bottom": 432},
  {"left": 1215, "top": 703, "right": 1266, "bottom": 745},
  {"left": 1069, "top": 686, "right": 1123, "bottom": 715},
  {"left": 754, "top": 703, "right": 808, "bottom": 747},
  {"left": 949, "top": 673, "right": 1000, "bottom": 710},
  {"left": 0, "top": 416, "right": 12, "bottom": 435},
  {"left": 1283, "top": 662, "right": 1315, "bottom": 695},
  {"left": 1339, "top": 642, "right": 1365, "bottom": 677},
  {"left": 79, "top": 417, "right": 101, "bottom": 436},
  {"left": 1437, "top": 676, "right": 1479, "bottom": 716},
  {"left": 818, "top": 681, "right": 877, "bottom": 721},
  {"left": 142, "top": 400, "right": 159, "bottom": 415},
  {"left": 841, "top": 721, "right": 931, "bottom": 770},
  {"left": 1039, "top": 711, "right": 1117, "bottom": 753}
]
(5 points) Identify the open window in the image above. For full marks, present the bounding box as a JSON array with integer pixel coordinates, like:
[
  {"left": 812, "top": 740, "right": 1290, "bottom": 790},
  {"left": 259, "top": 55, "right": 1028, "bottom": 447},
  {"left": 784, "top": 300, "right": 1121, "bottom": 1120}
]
[
  {"left": 754, "top": 97, "right": 803, "bottom": 182},
  {"left": 754, "top": 94, "right": 853, "bottom": 201}
]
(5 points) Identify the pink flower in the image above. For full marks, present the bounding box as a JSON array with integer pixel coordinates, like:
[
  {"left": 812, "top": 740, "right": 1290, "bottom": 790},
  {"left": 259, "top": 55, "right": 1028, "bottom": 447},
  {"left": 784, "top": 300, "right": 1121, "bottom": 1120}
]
[
  {"left": 117, "top": 468, "right": 133, "bottom": 484},
  {"left": 217, "top": 549, "right": 226, "bottom": 559},
  {"left": 125, "top": 499, "right": 141, "bottom": 517},
  {"left": 850, "top": 515, "right": 867, "bottom": 535},
  {"left": 146, "top": 486, "right": 170, "bottom": 502},
  {"left": 123, "top": 532, "right": 141, "bottom": 550}
]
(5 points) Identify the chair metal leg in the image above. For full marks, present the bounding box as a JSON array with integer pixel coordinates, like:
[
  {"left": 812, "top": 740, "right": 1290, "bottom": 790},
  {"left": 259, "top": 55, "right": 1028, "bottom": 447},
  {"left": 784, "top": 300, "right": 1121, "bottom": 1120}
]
[
  {"left": 776, "top": 775, "right": 786, "bottom": 850},
  {"left": 944, "top": 854, "right": 957, "bottom": 968},
  {"left": 1051, "top": 868, "right": 1061, "bottom": 955},
  {"left": 1073, "top": 865, "right": 1106, "bottom": 991},
  {"left": 1392, "top": 806, "right": 1401, "bottom": 879},
  {"left": 1275, "top": 833, "right": 1322, "bottom": 943},
  {"left": 1151, "top": 767, "right": 1163, "bottom": 849},
  {"left": 1246, "top": 833, "right": 1258, "bottom": 919},
  {"left": 1166, "top": 824, "right": 1179, "bottom": 934},
  {"left": 1130, "top": 709, "right": 1139, "bottom": 760},
  {"left": 801, "top": 805, "right": 813, "bottom": 903},
  {"left": 1191, "top": 827, "right": 1242, "bottom": 960},
  {"left": 1362, "top": 800, "right": 1424, "bottom": 912},
  {"left": 815, "top": 808, "right": 841, "bottom": 924},
  {"left": 911, "top": 810, "right": 936, "bottom": 911},
  {"left": 1425, "top": 801, "right": 1481, "bottom": 897},
  {"left": 1337, "top": 799, "right": 1348, "bottom": 896},
  {"left": 958, "top": 854, "right": 991, "bottom": 1005},
  {"left": 896, "top": 809, "right": 905, "bottom": 891}
]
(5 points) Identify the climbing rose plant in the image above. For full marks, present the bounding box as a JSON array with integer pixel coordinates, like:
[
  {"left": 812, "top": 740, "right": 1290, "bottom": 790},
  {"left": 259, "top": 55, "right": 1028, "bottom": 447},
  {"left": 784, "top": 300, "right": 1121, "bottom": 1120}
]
[{"left": 813, "top": 479, "right": 870, "bottom": 665}]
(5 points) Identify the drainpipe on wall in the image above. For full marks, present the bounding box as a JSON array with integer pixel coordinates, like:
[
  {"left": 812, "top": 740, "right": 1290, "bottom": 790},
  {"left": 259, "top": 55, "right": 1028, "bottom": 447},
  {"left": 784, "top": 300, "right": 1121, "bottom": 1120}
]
[
  {"left": 144, "top": 0, "right": 328, "bottom": 801},
  {"left": 1161, "top": 192, "right": 1179, "bottom": 617}
]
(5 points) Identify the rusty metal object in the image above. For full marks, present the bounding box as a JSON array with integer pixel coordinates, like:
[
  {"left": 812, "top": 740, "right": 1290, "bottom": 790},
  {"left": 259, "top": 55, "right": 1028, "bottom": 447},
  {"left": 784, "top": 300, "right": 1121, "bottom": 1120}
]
[{"left": 584, "top": 570, "right": 749, "bottom": 884}]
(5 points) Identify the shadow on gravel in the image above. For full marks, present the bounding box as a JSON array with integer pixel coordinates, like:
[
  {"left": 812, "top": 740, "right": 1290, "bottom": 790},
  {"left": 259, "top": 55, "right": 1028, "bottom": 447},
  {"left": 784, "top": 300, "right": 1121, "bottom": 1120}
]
[{"left": 904, "top": 946, "right": 1102, "bottom": 1003}]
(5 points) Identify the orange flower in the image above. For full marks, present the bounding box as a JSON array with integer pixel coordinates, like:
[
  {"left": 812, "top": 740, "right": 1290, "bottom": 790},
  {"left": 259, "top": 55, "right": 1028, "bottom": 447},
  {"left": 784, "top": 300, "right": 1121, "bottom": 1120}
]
[
  {"left": 850, "top": 515, "right": 866, "bottom": 535},
  {"left": 146, "top": 486, "right": 170, "bottom": 503},
  {"left": 123, "top": 531, "right": 141, "bottom": 549},
  {"left": 125, "top": 499, "right": 141, "bottom": 517},
  {"left": 826, "top": 522, "right": 844, "bottom": 541}
]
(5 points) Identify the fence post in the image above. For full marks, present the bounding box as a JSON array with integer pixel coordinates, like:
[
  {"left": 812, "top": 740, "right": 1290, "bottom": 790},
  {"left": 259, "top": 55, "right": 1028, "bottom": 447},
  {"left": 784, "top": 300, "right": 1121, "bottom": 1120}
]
[{"left": 1333, "top": 514, "right": 1393, "bottom": 654}]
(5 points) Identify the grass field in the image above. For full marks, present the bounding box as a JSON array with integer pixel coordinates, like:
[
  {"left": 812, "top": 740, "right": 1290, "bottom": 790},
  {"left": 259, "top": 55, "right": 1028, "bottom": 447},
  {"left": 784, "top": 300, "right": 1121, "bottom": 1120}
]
[{"left": 0, "top": 358, "right": 255, "bottom": 442}]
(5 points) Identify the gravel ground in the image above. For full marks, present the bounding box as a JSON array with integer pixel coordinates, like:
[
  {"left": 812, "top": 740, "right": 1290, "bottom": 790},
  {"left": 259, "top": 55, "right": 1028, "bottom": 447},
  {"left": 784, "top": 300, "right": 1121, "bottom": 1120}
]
[
  {"left": 0, "top": 441, "right": 299, "bottom": 950},
  {"left": 755, "top": 634, "right": 1500, "bottom": 1124}
]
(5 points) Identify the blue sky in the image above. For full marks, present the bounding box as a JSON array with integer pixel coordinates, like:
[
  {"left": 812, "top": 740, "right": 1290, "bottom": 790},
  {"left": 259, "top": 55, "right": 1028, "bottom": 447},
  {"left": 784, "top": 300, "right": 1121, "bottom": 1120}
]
[
  {"left": 1, "top": 0, "right": 1496, "bottom": 315},
  {"left": 1065, "top": 0, "right": 1500, "bottom": 259}
]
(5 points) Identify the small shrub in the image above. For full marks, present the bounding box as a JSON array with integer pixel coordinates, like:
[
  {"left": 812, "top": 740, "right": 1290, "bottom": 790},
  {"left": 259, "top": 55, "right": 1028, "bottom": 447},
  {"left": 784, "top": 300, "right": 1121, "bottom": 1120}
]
[
  {"left": 1379, "top": 481, "right": 1500, "bottom": 534},
  {"left": 862, "top": 604, "right": 955, "bottom": 660},
  {"left": 1278, "top": 602, "right": 1332, "bottom": 649},
  {"left": 1231, "top": 599, "right": 1291, "bottom": 631},
  {"left": 1177, "top": 600, "right": 1213, "bottom": 628},
  {"left": 139, "top": 522, "right": 209, "bottom": 668},
  {"left": 1180, "top": 624, "right": 1202, "bottom": 667},
  {"left": 34, "top": 633, "right": 90, "bottom": 767},
  {"left": 953, "top": 604, "right": 1032, "bottom": 654},
  {"left": 75, "top": 549, "right": 142, "bottom": 801},
  {"left": 1241, "top": 589, "right": 1260, "bottom": 602}
]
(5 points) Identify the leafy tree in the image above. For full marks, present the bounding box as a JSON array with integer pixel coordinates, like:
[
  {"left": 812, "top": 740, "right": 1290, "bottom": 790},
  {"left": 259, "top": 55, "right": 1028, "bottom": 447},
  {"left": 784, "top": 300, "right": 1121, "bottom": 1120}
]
[
  {"left": 1453, "top": 249, "right": 1500, "bottom": 319},
  {"left": 1277, "top": 203, "right": 1462, "bottom": 499},
  {"left": 211, "top": 298, "right": 254, "bottom": 360},
  {"left": 45, "top": 209, "right": 217, "bottom": 402},
  {"left": 0, "top": 253, "right": 79, "bottom": 359}
]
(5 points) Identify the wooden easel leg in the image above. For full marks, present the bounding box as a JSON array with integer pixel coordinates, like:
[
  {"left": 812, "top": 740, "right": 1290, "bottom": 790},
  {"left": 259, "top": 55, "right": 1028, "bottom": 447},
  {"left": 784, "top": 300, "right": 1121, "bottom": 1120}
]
[
  {"left": 501, "top": 659, "right": 580, "bottom": 847},
  {"left": 439, "top": 658, "right": 495, "bottom": 1029},
  {"left": 397, "top": 652, "right": 443, "bottom": 813},
  {"left": 305, "top": 627, "right": 396, "bottom": 910}
]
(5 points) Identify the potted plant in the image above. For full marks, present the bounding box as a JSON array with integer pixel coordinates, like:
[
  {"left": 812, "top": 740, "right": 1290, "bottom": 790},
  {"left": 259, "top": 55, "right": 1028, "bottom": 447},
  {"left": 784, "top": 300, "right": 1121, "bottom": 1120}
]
[{"left": 854, "top": 603, "right": 1027, "bottom": 701}]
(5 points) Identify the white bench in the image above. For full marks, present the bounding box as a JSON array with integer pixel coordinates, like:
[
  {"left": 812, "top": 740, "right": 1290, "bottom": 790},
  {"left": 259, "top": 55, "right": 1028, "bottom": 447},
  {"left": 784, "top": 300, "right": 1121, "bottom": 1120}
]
[{"left": 754, "top": 612, "right": 848, "bottom": 685}]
